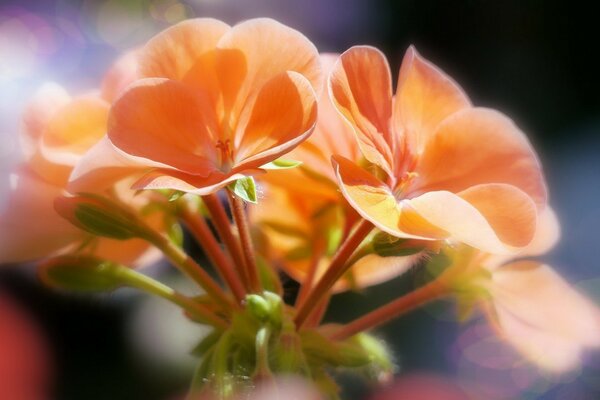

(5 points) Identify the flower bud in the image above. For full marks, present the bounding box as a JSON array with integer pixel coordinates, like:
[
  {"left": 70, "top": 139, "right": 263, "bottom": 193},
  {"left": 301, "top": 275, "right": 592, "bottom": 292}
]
[
  {"left": 39, "top": 255, "right": 126, "bottom": 292},
  {"left": 54, "top": 194, "right": 145, "bottom": 240}
]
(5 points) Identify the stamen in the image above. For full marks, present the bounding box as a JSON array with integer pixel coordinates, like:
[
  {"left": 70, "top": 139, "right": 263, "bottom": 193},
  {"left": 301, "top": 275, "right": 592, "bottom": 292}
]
[{"left": 216, "top": 139, "right": 234, "bottom": 171}]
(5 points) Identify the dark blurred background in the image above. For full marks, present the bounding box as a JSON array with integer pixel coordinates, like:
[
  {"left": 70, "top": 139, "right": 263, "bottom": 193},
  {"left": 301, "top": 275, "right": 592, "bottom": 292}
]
[{"left": 1, "top": 1, "right": 599, "bottom": 399}]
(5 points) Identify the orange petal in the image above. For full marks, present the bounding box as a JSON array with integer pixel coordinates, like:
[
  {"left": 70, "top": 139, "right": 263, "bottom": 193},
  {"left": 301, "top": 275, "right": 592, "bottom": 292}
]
[
  {"left": 521, "top": 207, "right": 560, "bottom": 257},
  {"left": 108, "top": 78, "right": 219, "bottom": 176},
  {"left": 458, "top": 184, "right": 537, "bottom": 248},
  {"left": 416, "top": 108, "right": 546, "bottom": 207},
  {"left": 0, "top": 167, "right": 81, "bottom": 263},
  {"left": 233, "top": 71, "right": 317, "bottom": 169},
  {"left": 488, "top": 261, "right": 600, "bottom": 371},
  {"left": 292, "top": 53, "right": 361, "bottom": 182},
  {"left": 403, "top": 190, "right": 521, "bottom": 253},
  {"left": 333, "top": 155, "right": 442, "bottom": 240},
  {"left": 329, "top": 46, "right": 395, "bottom": 176},
  {"left": 349, "top": 253, "right": 422, "bottom": 290},
  {"left": 138, "top": 18, "right": 229, "bottom": 80},
  {"left": 101, "top": 50, "right": 139, "bottom": 102},
  {"left": 394, "top": 46, "right": 470, "bottom": 153},
  {"left": 41, "top": 96, "right": 109, "bottom": 155},
  {"left": 132, "top": 169, "right": 255, "bottom": 195},
  {"left": 21, "top": 83, "right": 70, "bottom": 159},
  {"left": 68, "top": 137, "right": 150, "bottom": 194},
  {"left": 215, "top": 18, "right": 322, "bottom": 123},
  {"left": 28, "top": 96, "right": 110, "bottom": 187}
]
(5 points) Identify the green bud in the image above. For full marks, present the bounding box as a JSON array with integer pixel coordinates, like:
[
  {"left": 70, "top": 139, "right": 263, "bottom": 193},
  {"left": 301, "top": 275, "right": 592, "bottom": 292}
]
[
  {"left": 55, "top": 194, "right": 143, "bottom": 240},
  {"left": 246, "top": 294, "right": 271, "bottom": 322},
  {"left": 348, "top": 333, "right": 395, "bottom": 382},
  {"left": 39, "top": 255, "right": 126, "bottom": 292}
]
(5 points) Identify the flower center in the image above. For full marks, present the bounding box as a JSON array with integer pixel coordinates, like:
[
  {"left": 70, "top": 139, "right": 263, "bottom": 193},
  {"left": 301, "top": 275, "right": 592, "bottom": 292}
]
[
  {"left": 216, "top": 139, "right": 234, "bottom": 172},
  {"left": 393, "top": 171, "right": 419, "bottom": 199}
]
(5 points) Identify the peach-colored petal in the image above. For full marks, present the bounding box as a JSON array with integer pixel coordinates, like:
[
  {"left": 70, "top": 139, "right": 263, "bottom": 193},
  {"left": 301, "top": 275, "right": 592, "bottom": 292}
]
[
  {"left": 416, "top": 108, "right": 546, "bottom": 207},
  {"left": 404, "top": 191, "right": 518, "bottom": 254},
  {"left": 138, "top": 18, "right": 230, "bottom": 80},
  {"left": 291, "top": 53, "right": 360, "bottom": 182},
  {"left": 333, "top": 155, "right": 443, "bottom": 240},
  {"left": 259, "top": 166, "right": 340, "bottom": 202},
  {"left": 132, "top": 169, "right": 255, "bottom": 196},
  {"left": 0, "top": 167, "right": 81, "bottom": 263},
  {"left": 485, "top": 207, "right": 561, "bottom": 270},
  {"left": 20, "top": 82, "right": 70, "bottom": 159},
  {"left": 458, "top": 184, "right": 537, "bottom": 248},
  {"left": 25, "top": 96, "right": 109, "bottom": 186},
  {"left": 521, "top": 207, "right": 560, "bottom": 257},
  {"left": 329, "top": 46, "right": 395, "bottom": 176},
  {"left": 233, "top": 71, "right": 317, "bottom": 168},
  {"left": 101, "top": 50, "right": 139, "bottom": 102},
  {"left": 349, "top": 253, "right": 423, "bottom": 290},
  {"left": 488, "top": 261, "right": 600, "bottom": 371},
  {"left": 108, "top": 78, "right": 219, "bottom": 176},
  {"left": 215, "top": 18, "right": 322, "bottom": 125},
  {"left": 68, "top": 137, "right": 150, "bottom": 194},
  {"left": 42, "top": 96, "right": 109, "bottom": 154},
  {"left": 394, "top": 46, "right": 471, "bottom": 153}
]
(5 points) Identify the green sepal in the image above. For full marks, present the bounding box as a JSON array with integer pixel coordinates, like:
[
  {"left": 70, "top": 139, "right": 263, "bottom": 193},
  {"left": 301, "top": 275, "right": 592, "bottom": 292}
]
[
  {"left": 191, "top": 330, "right": 223, "bottom": 358},
  {"left": 229, "top": 176, "right": 258, "bottom": 203},
  {"left": 261, "top": 158, "right": 303, "bottom": 170},
  {"left": 372, "top": 231, "right": 424, "bottom": 257},
  {"left": 168, "top": 190, "right": 185, "bottom": 202}
]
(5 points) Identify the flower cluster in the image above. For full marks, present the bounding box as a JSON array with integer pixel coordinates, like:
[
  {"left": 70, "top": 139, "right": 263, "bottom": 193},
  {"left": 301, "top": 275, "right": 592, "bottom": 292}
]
[{"left": 1, "top": 17, "right": 599, "bottom": 399}]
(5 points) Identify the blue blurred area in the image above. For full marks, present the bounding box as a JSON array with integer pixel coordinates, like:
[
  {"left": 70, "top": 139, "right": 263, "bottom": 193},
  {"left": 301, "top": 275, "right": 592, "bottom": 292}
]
[{"left": 1, "top": 1, "right": 599, "bottom": 399}]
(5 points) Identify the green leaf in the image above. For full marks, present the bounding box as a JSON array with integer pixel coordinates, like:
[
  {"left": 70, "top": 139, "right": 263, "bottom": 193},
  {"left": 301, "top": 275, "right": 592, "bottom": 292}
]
[
  {"left": 261, "top": 158, "right": 302, "bottom": 170},
  {"left": 229, "top": 176, "right": 257, "bottom": 203}
]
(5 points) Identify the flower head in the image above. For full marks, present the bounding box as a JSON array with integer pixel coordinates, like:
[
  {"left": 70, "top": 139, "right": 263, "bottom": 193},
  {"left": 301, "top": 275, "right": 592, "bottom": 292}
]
[
  {"left": 329, "top": 46, "right": 546, "bottom": 254},
  {"left": 0, "top": 55, "right": 163, "bottom": 266},
  {"left": 70, "top": 18, "right": 321, "bottom": 196},
  {"left": 457, "top": 209, "right": 600, "bottom": 371}
]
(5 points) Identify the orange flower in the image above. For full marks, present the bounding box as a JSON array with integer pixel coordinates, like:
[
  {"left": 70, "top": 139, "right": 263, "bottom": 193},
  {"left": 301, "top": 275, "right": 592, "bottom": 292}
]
[
  {"left": 468, "top": 209, "right": 600, "bottom": 371},
  {"left": 70, "top": 18, "right": 321, "bottom": 195},
  {"left": 254, "top": 55, "right": 423, "bottom": 292},
  {"left": 0, "top": 56, "right": 162, "bottom": 265},
  {"left": 329, "top": 46, "right": 546, "bottom": 254}
]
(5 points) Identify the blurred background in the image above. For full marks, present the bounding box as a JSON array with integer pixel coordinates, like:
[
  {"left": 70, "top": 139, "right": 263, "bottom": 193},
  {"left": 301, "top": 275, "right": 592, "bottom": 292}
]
[{"left": 1, "top": 1, "right": 599, "bottom": 399}]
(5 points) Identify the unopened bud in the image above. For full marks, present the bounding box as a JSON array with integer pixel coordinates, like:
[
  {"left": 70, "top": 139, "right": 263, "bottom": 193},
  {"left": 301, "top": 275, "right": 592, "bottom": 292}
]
[
  {"left": 55, "top": 194, "right": 144, "bottom": 240},
  {"left": 39, "top": 255, "right": 126, "bottom": 292}
]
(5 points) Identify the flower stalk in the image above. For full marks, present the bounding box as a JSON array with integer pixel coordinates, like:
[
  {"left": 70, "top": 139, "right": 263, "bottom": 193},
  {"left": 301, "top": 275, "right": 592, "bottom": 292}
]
[
  {"left": 179, "top": 203, "right": 246, "bottom": 303},
  {"left": 295, "top": 219, "right": 374, "bottom": 328},
  {"left": 202, "top": 193, "right": 251, "bottom": 290},
  {"left": 330, "top": 277, "right": 449, "bottom": 341},
  {"left": 228, "top": 189, "right": 262, "bottom": 293}
]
